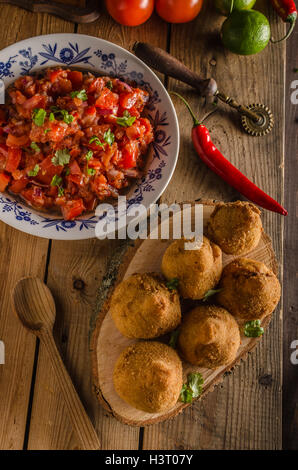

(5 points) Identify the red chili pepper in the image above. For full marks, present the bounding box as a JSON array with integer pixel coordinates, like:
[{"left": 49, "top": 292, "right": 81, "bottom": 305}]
[
  {"left": 172, "top": 92, "right": 287, "bottom": 216},
  {"left": 270, "top": 0, "right": 297, "bottom": 42}
]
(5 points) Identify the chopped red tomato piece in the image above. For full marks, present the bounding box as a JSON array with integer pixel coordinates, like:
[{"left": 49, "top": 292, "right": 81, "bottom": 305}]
[
  {"left": 5, "top": 148, "right": 22, "bottom": 173},
  {"left": 37, "top": 156, "right": 63, "bottom": 185},
  {"left": 6, "top": 133, "right": 30, "bottom": 148},
  {"left": 10, "top": 176, "right": 29, "bottom": 193},
  {"left": 85, "top": 105, "right": 96, "bottom": 115},
  {"left": 69, "top": 159, "right": 82, "bottom": 176},
  {"left": 118, "top": 142, "right": 139, "bottom": 169},
  {"left": 61, "top": 199, "right": 85, "bottom": 220},
  {"left": 49, "top": 69, "right": 64, "bottom": 83},
  {"left": 119, "top": 92, "right": 138, "bottom": 110},
  {"left": 0, "top": 171, "right": 11, "bottom": 191},
  {"left": 68, "top": 71, "right": 83, "bottom": 89},
  {"left": 22, "top": 95, "right": 46, "bottom": 110},
  {"left": 95, "top": 88, "right": 118, "bottom": 110}
]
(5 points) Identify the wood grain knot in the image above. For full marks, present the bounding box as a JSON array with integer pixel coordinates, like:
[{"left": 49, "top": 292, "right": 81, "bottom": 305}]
[
  {"left": 258, "top": 374, "right": 273, "bottom": 387},
  {"left": 73, "top": 279, "right": 85, "bottom": 291}
]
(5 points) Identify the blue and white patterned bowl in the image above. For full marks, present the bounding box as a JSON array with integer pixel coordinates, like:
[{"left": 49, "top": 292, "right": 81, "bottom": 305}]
[{"left": 0, "top": 34, "right": 179, "bottom": 240}]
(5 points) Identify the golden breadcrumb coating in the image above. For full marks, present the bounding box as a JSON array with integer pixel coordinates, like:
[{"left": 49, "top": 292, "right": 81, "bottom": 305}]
[
  {"left": 110, "top": 273, "right": 181, "bottom": 339},
  {"left": 207, "top": 201, "right": 263, "bottom": 255},
  {"left": 216, "top": 258, "right": 281, "bottom": 320},
  {"left": 113, "top": 341, "right": 183, "bottom": 413},
  {"left": 161, "top": 236, "right": 222, "bottom": 300},
  {"left": 178, "top": 305, "right": 240, "bottom": 369}
]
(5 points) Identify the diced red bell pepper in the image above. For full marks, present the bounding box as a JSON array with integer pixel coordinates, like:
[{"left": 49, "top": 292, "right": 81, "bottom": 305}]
[
  {"left": 37, "top": 156, "right": 63, "bottom": 185},
  {"left": 21, "top": 186, "right": 45, "bottom": 208},
  {"left": 0, "top": 171, "right": 11, "bottom": 191},
  {"left": 5, "top": 148, "right": 22, "bottom": 173},
  {"left": 6, "top": 133, "right": 30, "bottom": 148},
  {"left": 61, "top": 199, "right": 85, "bottom": 220},
  {"left": 68, "top": 71, "right": 83, "bottom": 89}
]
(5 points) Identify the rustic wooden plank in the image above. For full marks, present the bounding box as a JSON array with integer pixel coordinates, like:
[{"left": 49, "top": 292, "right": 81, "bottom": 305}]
[
  {"left": 27, "top": 8, "right": 168, "bottom": 450},
  {"left": 283, "top": 28, "right": 298, "bottom": 450},
  {"left": 0, "top": 4, "right": 57, "bottom": 450},
  {"left": 143, "top": 1, "right": 284, "bottom": 450}
]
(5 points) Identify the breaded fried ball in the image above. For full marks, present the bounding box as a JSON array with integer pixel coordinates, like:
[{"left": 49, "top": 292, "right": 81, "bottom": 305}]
[
  {"left": 207, "top": 201, "right": 263, "bottom": 255},
  {"left": 178, "top": 305, "right": 240, "bottom": 369},
  {"left": 113, "top": 341, "right": 183, "bottom": 413},
  {"left": 161, "top": 236, "right": 222, "bottom": 300},
  {"left": 110, "top": 273, "right": 181, "bottom": 339},
  {"left": 216, "top": 258, "right": 281, "bottom": 321}
]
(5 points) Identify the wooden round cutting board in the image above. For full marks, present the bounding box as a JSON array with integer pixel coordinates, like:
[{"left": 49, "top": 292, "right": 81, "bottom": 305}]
[{"left": 91, "top": 202, "right": 278, "bottom": 426}]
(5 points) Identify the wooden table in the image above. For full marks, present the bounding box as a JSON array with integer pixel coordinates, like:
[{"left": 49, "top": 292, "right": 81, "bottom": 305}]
[{"left": 0, "top": 0, "right": 297, "bottom": 450}]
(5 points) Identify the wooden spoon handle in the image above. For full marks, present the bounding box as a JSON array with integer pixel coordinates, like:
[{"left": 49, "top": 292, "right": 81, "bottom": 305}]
[
  {"left": 0, "top": 0, "right": 100, "bottom": 24},
  {"left": 133, "top": 42, "right": 218, "bottom": 97},
  {"left": 40, "top": 328, "right": 100, "bottom": 450}
]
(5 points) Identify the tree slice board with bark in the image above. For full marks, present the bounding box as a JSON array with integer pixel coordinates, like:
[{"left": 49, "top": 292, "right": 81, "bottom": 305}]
[{"left": 91, "top": 202, "right": 278, "bottom": 426}]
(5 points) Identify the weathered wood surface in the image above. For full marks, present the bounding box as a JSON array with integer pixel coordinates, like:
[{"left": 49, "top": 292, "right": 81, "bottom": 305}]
[
  {"left": 283, "top": 26, "right": 298, "bottom": 451},
  {"left": 0, "top": 0, "right": 292, "bottom": 450}
]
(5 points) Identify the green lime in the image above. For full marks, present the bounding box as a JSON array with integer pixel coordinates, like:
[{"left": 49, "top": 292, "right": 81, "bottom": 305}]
[
  {"left": 215, "top": 0, "right": 256, "bottom": 16},
  {"left": 221, "top": 10, "right": 271, "bottom": 55}
]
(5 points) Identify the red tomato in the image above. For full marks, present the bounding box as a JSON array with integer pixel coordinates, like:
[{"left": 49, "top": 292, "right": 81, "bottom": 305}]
[
  {"left": 10, "top": 177, "right": 28, "bottom": 193},
  {"left": 61, "top": 199, "right": 85, "bottom": 220},
  {"left": 37, "top": 156, "right": 63, "bottom": 185},
  {"left": 105, "top": 0, "right": 154, "bottom": 26},
  {"left": 68, "top": 71, "right": 83, "bottom": 89},
  {"left": 6, "top": 133, "right": 30, "bottom": 148},
  {"left": 5, "top": 148, "right": 22, "bottom": 173},
  {"left": 155, "top": 0, "right": 203, "bottom": 23},
  {"left": 0, "top": 171, "right": 11, "bottom": 191},
  {"left": 119, "top": 92, "right": 138, "bottom": 110},
  {"left": 95, "top": 88, "right": 118, "bottom": 110},
  {"left": 119, "top": 141, "right": 139, "bottom": 169}
]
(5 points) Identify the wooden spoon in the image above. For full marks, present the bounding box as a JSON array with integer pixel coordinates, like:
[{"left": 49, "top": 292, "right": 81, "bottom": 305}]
[{"left": 12, "top": 277, "right": 101, "bottom": 450}]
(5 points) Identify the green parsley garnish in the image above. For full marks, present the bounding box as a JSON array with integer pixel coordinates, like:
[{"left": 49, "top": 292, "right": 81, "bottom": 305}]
[
  {"left": 51, "top": 149, "right": 71, "bottom": 166},
  {"left": 58, "top": 186, "right": 64, "bottom": 197},
  {"left": 166, "top": 278, "right": 179, "bottom": 291},
  {"left": 87, "top": 168, "right": 96, "bottom": 176},
  {"left": 30, "top": 142, "right": 40, "bottom": 153},
  {"left": 50, "top": 174, "right": 64, "bottom": 196},
  {"left": 85, "top": 150, "right": 93, "bottom": 161},
  {"left": 116, "top": 110, "right": 136, "bottom": 128},
  {"left": 103, "top": 128, "right": 115, "bottom": 146},
  {"left": 244, "top": 320, "right": 264, "bottom": 338},
  {"left": 44, "top": 128, "right": 51, "bottom": 134},
  {"left": 202, "top": 288, "right": 223, "bottom": 302},
  {"left": 169, "top": 329, "right": 180, "bottom": 349},
  {"left": 180, "top": 373, "right": 204, "bottom": 404},
  {"left": 106, "top": 80, "right": 113, "bottom": 90},
  {"left": 33, "top": 108, "right": 46, "bottom": 127},
  {"left": 89, "top": 135, "right": 105, "bottom": 148},
  {"left": 70, "top": 89, "right": 88, "bottom": 101},
  {"left": 50, "top": 174, "right": 62, "bottom": 187},
  {"left": 49, "top": 112, "right": 55, "bottom": 122},
  {"left": 50, "top": 106, "right": 74, "bottom": 124},
  {"left": 28, "top": 164, "right": 40, "bottom": 177},
  {"left": 65, "top": 167, "right": 70, "bottom": 176}
]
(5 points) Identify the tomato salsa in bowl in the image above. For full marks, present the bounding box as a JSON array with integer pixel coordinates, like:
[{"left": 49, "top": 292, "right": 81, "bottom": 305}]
[
  {"left": 0, "top": 68, "right": 154, "bottom": 220},
  {"left": 0, "top": 34, "right": 179, "bottom": 239}
]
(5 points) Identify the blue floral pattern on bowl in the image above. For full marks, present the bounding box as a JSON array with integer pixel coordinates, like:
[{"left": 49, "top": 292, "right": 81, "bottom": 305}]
[{"left": 0, "top": 34, "right": 179, "bottom": 240}]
